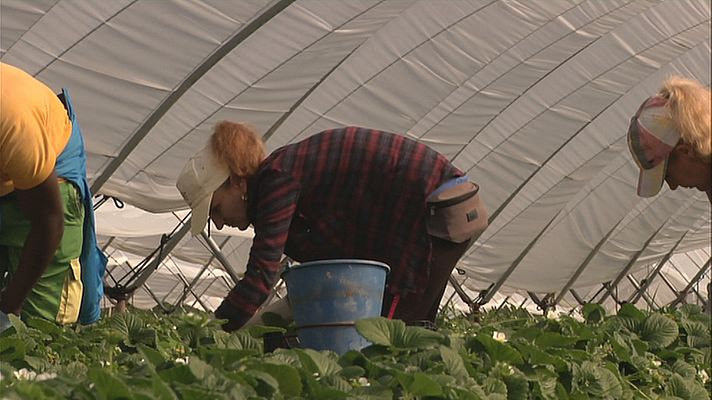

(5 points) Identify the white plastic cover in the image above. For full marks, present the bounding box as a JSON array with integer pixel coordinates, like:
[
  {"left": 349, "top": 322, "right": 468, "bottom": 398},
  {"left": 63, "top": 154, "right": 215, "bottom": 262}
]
[{"left": 1, "top": 0, "right": 709, "bottom": 310}]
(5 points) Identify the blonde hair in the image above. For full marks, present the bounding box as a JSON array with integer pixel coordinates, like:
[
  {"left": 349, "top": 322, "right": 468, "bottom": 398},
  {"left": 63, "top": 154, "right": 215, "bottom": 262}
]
[
  {"left": 210, "top": 121, "right": 266, "bottom": 176},
  {"left": 659, "top": 76, "right": 711, "bottom": 162}
]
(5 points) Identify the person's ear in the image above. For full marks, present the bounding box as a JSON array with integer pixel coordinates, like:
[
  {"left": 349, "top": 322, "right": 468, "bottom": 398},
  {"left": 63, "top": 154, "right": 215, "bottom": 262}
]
[
  {"left": 228, "top": 173, "right": 247, "bottom": 192},
  {"left": 673, "top": 143, "right": 693, "bottom": 158}
]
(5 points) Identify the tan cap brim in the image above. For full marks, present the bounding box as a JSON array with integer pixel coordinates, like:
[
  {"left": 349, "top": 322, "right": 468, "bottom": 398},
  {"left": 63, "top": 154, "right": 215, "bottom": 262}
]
[
  {"left": 189, "top": 193, "right": 213, "bottom": 236},
  {"left": 637, "top": 157, "right": 667, "bottom": 197}
]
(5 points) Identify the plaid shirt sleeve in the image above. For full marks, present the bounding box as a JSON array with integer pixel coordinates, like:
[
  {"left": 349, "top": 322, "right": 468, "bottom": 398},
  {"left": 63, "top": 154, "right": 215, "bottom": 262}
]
[{"left": 223, "top": 169, "right": 300, "bottom": 324}]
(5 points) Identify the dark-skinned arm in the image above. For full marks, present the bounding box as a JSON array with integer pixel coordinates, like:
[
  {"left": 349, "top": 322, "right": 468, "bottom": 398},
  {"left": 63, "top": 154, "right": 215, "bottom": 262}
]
[{"left": 0, "top": 170, "right": 64, "bottom": 315}]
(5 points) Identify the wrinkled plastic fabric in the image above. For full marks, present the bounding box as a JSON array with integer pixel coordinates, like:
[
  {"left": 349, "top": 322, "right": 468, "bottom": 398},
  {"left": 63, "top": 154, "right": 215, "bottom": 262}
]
[{"left": 3, "top": 0, "right": 708, "bottom": 305}]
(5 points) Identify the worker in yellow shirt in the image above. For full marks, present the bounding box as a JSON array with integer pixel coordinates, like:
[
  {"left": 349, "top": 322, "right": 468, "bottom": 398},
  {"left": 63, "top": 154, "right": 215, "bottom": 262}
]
[{"left": 0, "top": 62, "right": 106, "bottom": 332}]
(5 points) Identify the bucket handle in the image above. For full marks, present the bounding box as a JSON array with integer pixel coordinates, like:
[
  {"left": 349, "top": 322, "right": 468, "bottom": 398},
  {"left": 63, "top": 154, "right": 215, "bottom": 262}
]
[{"left": 296, "top": 321, "right": 358, "bottom": 330}]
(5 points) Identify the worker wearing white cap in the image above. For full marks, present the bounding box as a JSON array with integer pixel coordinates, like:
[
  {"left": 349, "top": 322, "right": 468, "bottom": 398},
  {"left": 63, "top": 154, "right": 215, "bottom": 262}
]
[{"left": 627, "top": 76, "right": 711, "bottom": 202}]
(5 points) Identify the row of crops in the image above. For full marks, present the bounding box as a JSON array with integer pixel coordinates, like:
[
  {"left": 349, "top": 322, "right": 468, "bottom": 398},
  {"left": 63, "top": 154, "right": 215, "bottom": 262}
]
[{"left": 0, "top": 303, "right": 710, "bottom": 399}]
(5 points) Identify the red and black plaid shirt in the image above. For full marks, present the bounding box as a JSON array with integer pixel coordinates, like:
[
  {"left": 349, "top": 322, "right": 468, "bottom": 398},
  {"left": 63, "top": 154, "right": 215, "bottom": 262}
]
[{"left": 226, "top": 126, "right": 462, "bottom": 319}]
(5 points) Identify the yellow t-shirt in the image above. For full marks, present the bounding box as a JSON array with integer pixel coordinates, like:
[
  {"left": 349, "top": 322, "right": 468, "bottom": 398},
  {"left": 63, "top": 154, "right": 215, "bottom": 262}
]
[{"left": 0, "top": 62, "right": 72, "bottom": 196}]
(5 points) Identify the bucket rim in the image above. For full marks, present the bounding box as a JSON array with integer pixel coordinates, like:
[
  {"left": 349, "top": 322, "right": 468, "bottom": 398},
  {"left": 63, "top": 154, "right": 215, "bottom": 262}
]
[{"left": 281, "top": 259, "right": 390, "bottom": 277}]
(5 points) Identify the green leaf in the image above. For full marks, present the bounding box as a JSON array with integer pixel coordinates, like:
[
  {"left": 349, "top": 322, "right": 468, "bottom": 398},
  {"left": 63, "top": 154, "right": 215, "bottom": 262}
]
[
  {"left": 339, "top": 365, "right": 365, "bottom": 379},
  {"left": 398, "top": 325, "right": 444, "bottom": 348},
  {"left": 245, "top": 325, "right": 286, "bottom": 338},
  {"left": 137, "top": 344, "right": 166, "bottom": 368},
  {"left": 187, "top": 357, "right": 212, "bottom": 380},
  {"left": 666, "top": 373, "right": 710, "bottom": 400},
  {"left": 25, "top": 317, "right": 62, "bottom": 336},
  {"left": 618, "top": 304, "right": 647, "bottom": 322},
  {"left": 609, "top": 332, "right": 632, "bottom": 362},
  {"left": 640, "top": 314, "right": 678, "bottom": 349},
  {"left": 107, "top": 312, "right": 144, "bottom": 339},
  {"left": 173, "top": 385, "right": 229, "bottom": 400},
  {"left": 133, "top": 328, "right": 158, "bottom": 347},
  {"left": 150, "top": 375, "right": 178, "bottom": 400},
  {"left": 355, "top": 317, "right": 443, "bottom": 349},
  {"left": 618, "top": 316, "right": 641, "bottom": 334},
  {"left": 679, "top": 304, "right": 704, "bottom": 319},
  {"left": 355, "top": 317, "right": 396, "bottom": 346},
  {"left": 213, "top": 330, "right": 261, "bottom": 350},
  {"left": 503, "top": 372, "right": 529, "bottom": 400},
  {"left": 672, "top": 360, "right": 697, "bottom": 379},
  {"left": 0, "top": 337, "right": 26, "bottom": 362},
  {"left": 299, "top": 348, "right": 342, "bottom": 376},
  {"left": 251, "top": 363, "right": 302, "bottom": 397},
  {"left": 483, "top": 377, "right": 508, "bottom": 396},
  {"left": 515, "top": 343, "right": 567, "bottom": 371},
  {"left": 474, "top": 334, "right": 524, "bottom": 365},
  {"left": 439, "top": 345, "right": 471, "bottom": 382},
  {"left": 581, "top": 303, "right": 606, "bottom": 323},
  {"left": 7, "top": 314, "right": 27, "bottom": 335},
  {"left": 158, "top": 365, "right": 196, "bottom": 385},
  {"left": 531, "top": 375, "right": 558, "bottom": 400},
  {"left": 572, "top": 361, "right": 622, "bottom": 399},
  {"left": 89, "top": 369, "right": 133, "bottom": 400},
  {"left": 243, "top": 370, "right": 281, "bottom": 398},
  {"left": 402, "top": 372, "right": 442, "bottom": 396},
  {"left": 535, "top": 332, "right": 579, "bottom": 349},
  {"left": 681, "top": 320, "right": 710, "bottom": 349},
  {"left": 351, "top": 385, "right": 394, "bottom": 400}
]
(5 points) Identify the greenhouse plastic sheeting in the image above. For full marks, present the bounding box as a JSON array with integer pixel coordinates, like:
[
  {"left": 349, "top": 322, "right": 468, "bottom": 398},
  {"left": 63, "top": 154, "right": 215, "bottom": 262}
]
[{"left": 1, "top": 0, "right": 709, "bottom": 306}]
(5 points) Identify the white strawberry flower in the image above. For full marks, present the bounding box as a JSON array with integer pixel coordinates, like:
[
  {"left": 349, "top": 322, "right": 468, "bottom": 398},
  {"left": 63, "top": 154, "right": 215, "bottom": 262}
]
[
  {"left": 698, "top": 369, "right": 709, "bottom": 383},
  {"left": 12, "top": 369, "right": 56, "bottom": 381},
  {"left": 13, "top": 369, "right": 37, "bottom": 380},
  {"left": 35, "top": 372, "right": 57, "bottom": 381},
  {"left": 492, "top": 331, "right": 507, "bottom": 342}
]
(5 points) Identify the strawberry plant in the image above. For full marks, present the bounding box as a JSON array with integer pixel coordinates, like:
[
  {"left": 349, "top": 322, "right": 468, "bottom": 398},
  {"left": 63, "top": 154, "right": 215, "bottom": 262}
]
[{"left": 0, "top": 304, "right": 709, "bottom": 399}]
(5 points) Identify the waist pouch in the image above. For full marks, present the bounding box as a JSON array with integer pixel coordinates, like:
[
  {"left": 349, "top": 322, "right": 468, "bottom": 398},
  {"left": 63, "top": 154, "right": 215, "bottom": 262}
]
[{"left": 426, "top": 177, "right": 488, "bottom": 243}]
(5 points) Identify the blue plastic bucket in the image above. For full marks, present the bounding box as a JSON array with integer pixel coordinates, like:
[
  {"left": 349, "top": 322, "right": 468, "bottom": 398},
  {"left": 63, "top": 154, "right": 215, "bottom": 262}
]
[{"left": 281, "top": 259, "right": 390, "bottom": 354}]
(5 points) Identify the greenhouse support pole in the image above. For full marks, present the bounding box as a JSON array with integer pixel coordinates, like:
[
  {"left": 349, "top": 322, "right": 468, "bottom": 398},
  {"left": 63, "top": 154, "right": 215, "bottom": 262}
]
[
  {"left": 476, "top": 210, "right": 563, "bottom": 306},
  {"left": 171, "top": 236, "right": 231, "bottom": 310},
  {"left": 528, "top": 291, "right": 555, "bottom": 313},
  {"left": 669, "top": 257, "right": 711, "bottom": 307},
  {"left": 627, "top": 232, "right": 687, "bottom": 304},
  {"left": 518, "top": 298, "right": 528, "bottom": 308},
  {"left": 667, "top": 255, "right": 709, "bottom": 304},
  {"left": 626, "top": 276, "right": 659, "bottom": 309},
  {"left": 588, "top": 284, "right": 608, "bottom": 303},
  {"left": 657, "top": 272, "right": 682, "bottom": 300},
  {"left": 171, "top": 270, "right": 213, "bottom": 311},
  {"left": 553, "top": 219, "right": 624, "bottom": 306},
  {"left": 90, "top": 0, "right": 296, "bottom": 193},
  {"left": 448, "top": 275, "right": 476, "bottom": 312},
  {"left": 190, "top": 279, "right": 219, "bottom": 312},
  {"left": 128, "top": 221, "right": 192, "bottom": 291},
  {"left": 599, "top": 282, "right": 625, "bottom": 306},
  {"left": 496, "top": 296, "right": 511, "bottom": 311},
  {"left": 101, "top": 236, "right": 115, "bottom": 252},
  {"left": 142, "top": 283, "right": 169, "bottom": 311},
  {"left": 200, "top": 231, "right": 241, "bottom": 285},
  {"left": 569, "top": 289, "right": 586, "bottom": 306},
  {"left": 595, "top": 224, "right": 665, "bottom": 304}
]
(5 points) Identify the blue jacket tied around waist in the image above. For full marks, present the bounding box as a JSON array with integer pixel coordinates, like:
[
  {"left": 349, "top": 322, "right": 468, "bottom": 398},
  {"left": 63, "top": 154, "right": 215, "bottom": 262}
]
[{"left": 54, "top": 88, "right": 108, "bottom": 324}]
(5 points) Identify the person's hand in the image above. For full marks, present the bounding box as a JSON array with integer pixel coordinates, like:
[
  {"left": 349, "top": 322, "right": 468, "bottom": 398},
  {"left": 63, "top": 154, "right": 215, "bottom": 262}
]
[
  {"left": 214, "top": 298, "right": 250, "bottom": 332},
  {"left": 0, "top": 311, "right": 12, "bottom": 333}
]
